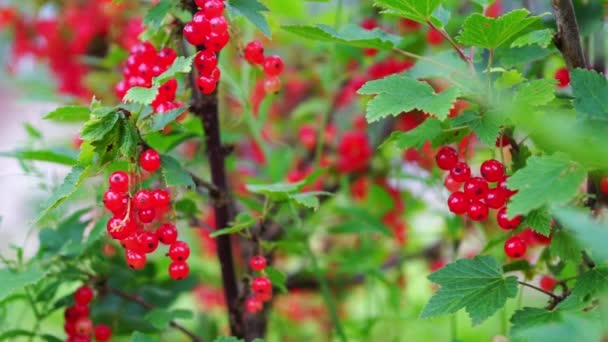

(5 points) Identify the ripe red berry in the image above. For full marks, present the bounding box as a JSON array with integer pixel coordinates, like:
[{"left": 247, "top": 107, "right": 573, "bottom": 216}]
[
  {"left": 208, "top": 16, "right": 228, "bottom": 34},
  {"left": 206, "top": 31, "right": 230, "bottom": 51},
  {"left": 65, "top": 304, "right": 88, "bottom": 322},
  {"left": 140, "top": 149, "right": 161, "bottom": 173},
  {"left": 599, "top": 176, "right": 608, "bottom": 196},
  {"left": 495, "top": 135, "right": 511, "bottom": 147},
  {"left": 156, "top": 223, "right": 178, "bottom": 245},
  {"left": 120, "top": 233, "right": 144, "bottom": 253},
  {"left": 137, "top": 231, "right": 159, "bottom": 253},
  {"left": 484, "top": 188, "right": 506, "bottom": 209},
  {"left": 183, "top": 22, "right": 206, "bottom": 46},
  {"left": 126, "top": 249, "right": 147, "bottom": 270},
  {"left": 554, "top": 67, "right": 570, "bottom": 88},
  {"left": 109, "top": 171, "right": 129, "bottom": 193},
  {"left": 298, "top": 125, "right": 317, "bottom": 150},
  {"left": 497, "top": 207, "right": 521, "bottom": 230},
  {"left": 197, "top": 75, "right": 217, "bottom": 94},
  {"left": 480, "top": 159, "right": 505, "bottom": 182},
  {"left": 244, "top": 40, "right": 265, "bottom": 65},
  {"left": 504, "top": 236, "right": 527, "bottom": 258},
  {"left": 444, "top": 174, "right": 462, "bottom": 192},
  {"left": 158, "top": 47, "right": 177, "bottom": 67},
  {"left": 194, "top": 50, "right": 218, "bottom": 75},
  {"left": 540, "top": 276, "right": 557, "bottom": 292},
  {"left": 94, "top": 324, "right": 113, "bottom": 342},
  {"left": 249, "top": 255, "right": 267, "bottom": 272},
  {"left": 434, "top": 146, "right": 458, "bottom": 170},
  {"left": 467, "top": 200, "right": 489, "bottom": 221},
  {"left": 152, "top": 189, "right": 171, "bottom": 209},
  {"left": 74, "top": 317, "right": 93, "bottom": 336},
  {"left": 426, "top": 28, "right": 444, "bottom": 45},
  {"left": 107, "top": 216, "right": 137, "bottom": 240},
  {"left": 202, "top": 0, "right": 225, "bottom": 18},
  {"left": 251, "top": 276, "right": 272, "bottom": 296},
  {"left": 245, "top": 296, "right": 263, "bottom": 314},
  {"left": 169, "top": 261, "right": 190, "bottom": 280},
  {"left": 168, "top": 241, "right": 190, "bottom": 261},
  {"left": 74, "top": 285, "right": 94, "bottom": 306},
  {"left": 447, "top": 191, "right": 469, "bottom": 214},
  {"left": 137, "top": 208, "right": 156, "bottom": 224},
  {"left": 133, "top": 190, "right": 153, "bottom": 210},
  {"left": 497, "top": 177, "right": 516, "bottom": 198},
  {"left": 263, "top": 55, "right": 284, "bottom": 77},
  {"left": 64, "top": 321, "right": 76, "bottom": 335},
  {"left": 450, "top": 162, "right": 471, "bottom": 182},
  {"left": 263, "top": 76, "right": 282, "bottom": 94},
  {"left": 103, "top": 190, "right": 128, "bottom": 215},
  {"left": 463, "top": 177, "right": 489, "bottom": 200}
]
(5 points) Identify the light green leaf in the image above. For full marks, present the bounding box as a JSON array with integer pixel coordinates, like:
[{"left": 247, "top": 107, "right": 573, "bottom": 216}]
[
  {"left": 456, "top": 9, "right": 540, "bottom": 49},
  {"left": 80, "top": 112, "right": 120, "bottom": 141},
  {"left": 139, "top": 106, "right": 188, "bottom": 134},
  {"left": 553, "top": 207, "right": 608, "bottom": 263},
  {"left": 37, "top": 166, "right": 92, "bottom": 222},
  {"left": 156, "top": 55, "right": 195, "bottom": 85},
  {"left": 246, "top": 181, "right": 303, "bottom": 200},
  {"left": 510, "top": 308, "right": 601, "bottom": 342},
  {"left": 549, "top": 228, "right": 582, "bottom": 263},
  {"left": 123, "top": 86, "right": 159, "bottom": 105},
  {"left": 0, "top": 267, "right": 47, "bottom": 302},
  {"left": 289, "top": 192, "right": 320, "bottom": 210},
  {"left": 522, "top": 208, "right": 552, "bottom": 236},
  {"left": 512, "top": 79, "right": 556, "bottom": 107},
  {"left": 558, "top": 267, "right": 608, "bottom": 310},
  {"left": 373, "top": 0, "right": 442, "bottom": 24},
  {"left": 451, "top": 111, "right": 501, "bottom": 146},
  {"left": 511, "top": 29, "right": 555, "bottom": 48},
  {"left": 132, "top": 331, "right": 160, "bottom": 342},
  {"left": 265, "top": 266, "right": 287, "bottom": 293},
  {"left": 358, "top": 74, "right": 460, "bottom": 122},
  {"left": 495, "top": 70, "right": 525, "bottom": 89},
  {"left": 380, "top": 118, "right": 442, "bottom": 149},
  {"left": 211, "top": 213, "right": 257, "bottom": 238},
  {"left": 570, "top": 68, "right": 608, "bottom": 122},
  {"left": 420, "top": 255, "right": 518, "bottom": 325},
  {"left": 43, "top": 106, "right": 89, "bottom": 123},
  {"left": 406, "top": 51, "right": 468, "bottom": 79},
  {"left": 160, "top": 155, "right": 195, "bottom": 188},
  {"left": 144, "top": 309, "right": 193, "bottom": 330},
  {"left": 227, "top": 0, "right": 271, "bottom": 37},
  {"left": 506, "top": 155, "right": 586, "bottom": 216},
  {"left": 143, "top": 0, "right": 171, "bottom": 30},
  {"left": 0, "top": 149, "right": 77, "bottom": 166},
  {"left": 282, "top": 24, "right": 401, "bottom": 50}
]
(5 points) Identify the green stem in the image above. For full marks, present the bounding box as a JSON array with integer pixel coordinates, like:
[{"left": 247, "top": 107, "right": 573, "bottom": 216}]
[
  {"left": 450, "top": 314, "right": 458, "bottom": 342},
  {"left": 334, "top": 0, "right": 344, "bottom": 28},
  {"left": 487, "top": 49, "right": 494, "bottom": 99}
]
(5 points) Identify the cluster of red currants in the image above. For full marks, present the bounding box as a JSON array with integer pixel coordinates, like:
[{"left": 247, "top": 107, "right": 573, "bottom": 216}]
[
  {"left": 103, "top": 148, "right": 191, "bottom": 280},
  {"left": 244, "top": 255, "right": 273, "bottom": 314},
  {"left": 436, "top": 146, "right": 529, "bottom": 259},
  {"left": 243, "top": 40, "right": 285, "bottom": 94},
  {"left": 64, "top": 285, "right": 112, "bottom": 342},
  {"left": 183, "top": 0, "right": 228, "bottom": 95}
]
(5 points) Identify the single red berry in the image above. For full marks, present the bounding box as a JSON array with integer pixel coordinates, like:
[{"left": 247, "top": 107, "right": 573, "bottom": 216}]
[
  {"left": 133, "top": 190, "right": 153, "bottom": 210},
  {"left": 244, "top": 40, "right": 265, "bottom": 65},
  {"left": 249, "top": 255, "right": 267, "bottom": 272},
  {"left": 93, "top": 324, "right": 112, "bottom": 342},
  {"left": 504, "top": 236, "right": 527, "bottom": 258},
  {"left": 435, "top": 146, "right": 458, "bottom": 170},
  {"left": 168, "top": 241, "right": 190, "bottom": 261},
  {"left": 158, "top": 47, "right": 177, "bottom": 67},
  {"left": 256, "top": 288, "right": 273, "bottom": 302},
  {"left": 208, "top": 67, "right": 221, "bottom": 83},
  {"left": 298, "top": 125, "right": 317, "bottom": 150},
  {"left": 450, "top": 162, "right": 471, "bottom": 182},
  {"left": 194, "top": 50, "right": 218, "bottom": 75},
  {"left": 497, "top": 177, "right": 516, "bottom": 198},
  {"left": 540, "top": 276, "right": 557, "bottom": 292},
  {"left": 103, "top": 190, "right": 128, "bottom": 215},
  {"left": 444, "top": 174, "right": 462, "bottom": 193},
  {"left": 158, "top": 79, "right": 178, "bottom": 102},
  {"left": 140, "top": 149, "right": 161, "bottom": 173},
  {"left": 495, "top": 135, "right": 511, "bottom": 147},
  {"left": 467, "top": 200, "right": 489, "bottom": 221},
  {"left": 66, "top": 335, "right": 90, "bottom": 342},
  {"left": 599, "top": 176, "right": 608, "bottom": 196},
  {"left": 107, "top": 216, "right": 137, "bottom": 240},
  {"left": 480, "top": 159, "right": 505, "bottom": 182},
  {"left": 156, "top": 223, "right": 178, "bottom": 245},
  {"left": 497, "top": 207, "right": 521, "bottom": 230},
  {"left": 137, "top": 208, "right": 156, "bottom": 224},
  {"left": 263, "top": 76, "right": 282, "bottom": 94},
  {"left": 183, "top": 22, "right": 206, "bottom": 46},
  {"left": 251, "top": 276, "right": 272, "bottom": 296},
  {"left": 109, "top": 171, "right": 129, "bottom": 193},
  {"left": 137, "top": 231, "right": 159, "bottom": 253},
  {"left": 74, "top": 317, "right": 93, "bottom": 337},
  {"left": 168, "top": 261, "right": 190, "bottom": 280},
  {"left": 484, "top": 188, "right": 506, "bottom": 209},
  {"left": 208, "top": 16, "right": 228, "bottom": 34},
  {"left": 426, "top": 28, "right": 444, "bottom": 45},
  {"left": 126, "top": 249, "right": 147, "bottom": 270},
  {"left": 202, "top": 0, "right": 225, "bottom": 18},
  {"left": 245, "top": 296, "right": 263, "bottom": 314},
  {"left": 554, "top": 67, "right": 570, "bottom": 88},
  {"left": 120, "top": 233, "right": 144, "bottom": 253},
  {"left": 263, "top": 55, "right": 284, "bottom": 77},
  {"left": 64, "top": 321, "right": 76, "bottom": 335},
  {"left": 152, "top": 189, "right": 171, "bottom": 209},
  {"left": 74, "top": 285, "right": 94, "bottom": 306},
  {"left": 206, "top": 31, "right": 230, "bottom": 52},
  {"left": 532, "top": 231, "right": 552, "bottom": 245},
  {"left": 197, "top": 75, "right": 217, "bottom": 94},
  {"left": 463, "top": 177, "right": 489, "bottom": 200},
  {"left": 447, "top": 191, "right": 469, "bottom": 214}
]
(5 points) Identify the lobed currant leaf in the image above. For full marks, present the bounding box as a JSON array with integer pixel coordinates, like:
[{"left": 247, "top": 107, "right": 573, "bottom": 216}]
[
  {"left": 283, "top": 24, "right": 401, "bottom": 50},
  {"left": 43, "top": 106, "right": 90, "bottom": 123},
  {"left": 512, "top": 79, "right": 556, "bottom": 107},
  {"left": 37, "top": 165, "right": 92, "bottom": 222},
  {"left": 373, "top": 0, "right": 442, "bottom": 25},
  {"left": 380, "top": 117, "right": 442, "bottom": 150},
  {"left": 570, "top": 68, "right": 608, "bottom": 123},
  {"left": 553, "top": 207, "right": 608, "bottom": 263},
  {"left": 521, "top": 208, "right": 552, "bottom": 237},
  {"left": 160, "top": 155, "right": 195, "bottom": 188},
  {"left": 451, "top": 111, "right": 501, "bottom": 146},
  {"left": 510, "top": 29, "right": 555, "bottom": 48},
  {"left": 0, "top": 266, "right": 47, "bottom": 302},
  {"left": 456, "top": 9, "right": 540, "bottom": 49},
  {"left": 227, "top": 0, "right": 271, "bottom": 37}
]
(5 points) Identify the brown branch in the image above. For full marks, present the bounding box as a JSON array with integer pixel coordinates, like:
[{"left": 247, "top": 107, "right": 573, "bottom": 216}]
[
  {"left": 518, "top": 281, "right": 560, "bottom": 300},
  {"left": 426, "top": 20, "right": 474, "bottom": 73},
  {"left": 552, "top": 0, "right": 587, "bottom": 69}
]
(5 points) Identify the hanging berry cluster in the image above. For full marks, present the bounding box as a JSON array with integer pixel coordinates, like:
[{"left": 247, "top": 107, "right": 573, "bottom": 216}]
[
  {"left": 64, "top": 285, "right": 112, "bottom": 342},
  {"left": 436, "top": 146, "right": 530, "bottom": 259},
  {"left": 244, "top": 255, "right": 272, "bottom": 314},
  {"left": 103, "top": 148, "right": 191, "bottom": 280},
  {"left": 243, "top": 40, "right": 285, "bottom": 94},
  {"left": 183, "top": 0, "right": 228, "bottom": 94}
]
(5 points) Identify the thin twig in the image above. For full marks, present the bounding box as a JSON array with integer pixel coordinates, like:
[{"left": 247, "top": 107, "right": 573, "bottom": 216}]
[
  {"left": 426, "top": 20, "right": 475, "bottom": 74},
  {"left": 518, "top": 281, "right": 560, "bottom": 300}
]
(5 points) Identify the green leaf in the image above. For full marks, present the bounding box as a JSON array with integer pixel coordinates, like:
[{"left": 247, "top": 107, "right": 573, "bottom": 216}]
[
  {"left": 246, "top": 181, "right": 303, "bottom": 200},
  {"left": 265, "top": 266, "right": 288, "bottom": 293},
  {"left": 282, "top": 24, "right": 401, "bottom": 50},
  {"left": 358, "top": 74, "right": 460, "bottom": 122},
  {"left": 37, "top": 166, "right": 92, "bottom": 222},
  {"left": 213, "top": 337, "right": 243, "bottom": 342},
  {"left": 0, "top": 149, "right": 77, "bottom": 166},
  {"left": 227, "top": 0, "right": 271, "bottom": 37},
  {"left": 451, "top": 111, "right": 501, "bottom": 146},
  {"left": 331, "top": 207, "right": 392, "bottom": 236},
  {"left": 549, "top": 228, "right": 582, "bottom": 263},
  {"left": 380, "top": 118, "right": 442, "bottom": 149},
  {"left": 156, "top": 55, "right": 195, "bottom": 85},
  {"left": 512, "top": 79, "right": 556, "bottom": 107},
  {"left": 456, "top": 9, "right": 539, "bottom": 49},
  {"left": 553, "top": 207, "right": 608, "bottom": 263},
  {"left": 289, "top": 192, "right": 320, "bottom": 210},
  {"left": 0, "top": 267, "right": 47, "bottom": 302},
  {"left": 558, "top": 267, "right": 608, "bottom": 310},
  {"left": 123, "top": 86, "right": 159, "bottom": 105},
  {"left": 119, "top": 119, "right": 139, "bottom": 157},
  {"left": 522, "top": 208, "right": 552, "bottom": 236},
  {"left": 143, "top": 0, "right": 171, "bottom": 30},
  {"left": 506, "top": 154, "right": 586, "bottom": 216},
  {"left": 373, "top": 0, "right": 441, "bottom": 24},
  {"left": 132, "top": 331, "right": 160, "bottom": 342},
  {"left": 144, "top": 308, "right": 193, "bottom": 330},
  {"left": 139, "top": 106, "right": 188, "bottom": 134},
  {"left": 510, "top": 308, "right": 601, "bottom": 342},
  {"left": 0, "top": 330, "right": 35, "bottom": 340},
  {"left": 570, "top": 68, "right": 608, "bottom": 122},
  {"left": 211, "top": 213, "right": 257, "bottom": 238},
  {"left": 43, "top": 106, "right": 90, "bottom": 123},
  {"left": 406, "top": 51, "right": 468, "bottom": 79},
  {"left": 160, "top": 155, "right": 195, "bottom": 188},
  {"left": 420, "top": 255, "right": 518, "bottom": 325},
  {"left": 495, "top": 70, "right": 526, "bottom": 89},
  {"left": 510, "top": 29, "right": 555, "bottom": 48},
  {"left": 80, "top": 112, "right": 120, "bottom": 141}
]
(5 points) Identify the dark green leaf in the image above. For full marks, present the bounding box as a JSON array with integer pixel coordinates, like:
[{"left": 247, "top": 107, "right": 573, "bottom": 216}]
[
  {"left": 144, "top": 0, "right": 171, "bottom": 30},
  {"left": 0, "top": 267, "right": 47, "bottom": 302},
  {"left": 227, "top": 0, "right": 271, "bottom": 37},
  {"left": 283, "top": 24, "right": 401, "bottom": 50},
  {"left": 456, "top": 9, "right": 540, "bottom": 49},
  {"left": 570, "top": 68, "right": 608, "bottom": 123},
  {"left": 43, "top": 106, "right": 90, "bottom": 123},
  {"left": 160, "top": 155, "right": 195, "bottom": 188},
  {"left": 380, "top": 118, "right": 442, "bottom": 149},
  {"left": 265, "top": 266, "right": 287, "bottom": 293},
  {"left": 37, "top": 166, "right": 92, "bottom": 222},
  {"left": 522, "top": 208, "right": 552, "bottom": 237}
]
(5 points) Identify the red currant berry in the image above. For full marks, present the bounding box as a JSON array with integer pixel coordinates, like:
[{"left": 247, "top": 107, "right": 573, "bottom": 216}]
[
  {"left": 74, "top": 317, "right": 93, "bottom": 336},
  {"left": 263, "top": 76, "right": 282, "bottom": 94},
  {"left": 168, "top": 261, "right": 190, "bottom": 280},
  {"left": 497, "top": 207, "right": 521, "bottom": 230},
  {"left": 103, "top": 190, "right": 128, "bottom": 215},
  {"left": 137, "top": 231, "right": 159, "bottom": 253},
  {"left": 298, "top": 125, "right": 317, "bottom": 150},
  {"left": 202, "top": 0, "right": 225, "bottom": 18},
  {"left": 484, "top": 188, "right": 506, "bottom": 209},
  {"left": 65, "top": 304, "right": 89, "bottom": 321},
  {"left": 256, "top": 288, "right": 273, "bottom": 302},
  {"left": 504, "top": 236, "right": 527, "bottom": 258},
  {"left": 168, "top": 241, "right": 190, "bottom": 261},
  {"left": 540, "top": 276, "right": 557, "bottom": 292},
  {"left": 497, "top": 177, "right": 516, "bottom": 198},
  {"left": 126, "top": 249, "right": 147, "bottom": 270},
  {"left": 74, "top": 285, "right": 94, "bottom": 306},
  {"left": 263, "top": 55, "right": 284, "bottom": 77},
  {"left": 158, "top": 47, "right": 177, "bottom": 67},
  {"left": 107, "top": 216, "right": 137, "bottom": 240},
  {"left": 251, "top": 276, "right": 272, "bottom": 296},
  {"left": 109, "top": 171, "right": 129, "bottom": 193},
  {"left": 463, "top": 177, "right": 489, "bottom": 200},
  {"left": 208, "top": 16, "right": 228, "bottom": 34},
  {"left": 495, "top": 135, "right": 511, "bottom": 147},
  {"left": 94, "top": 324, "right": 112, "bottom": 342},
  {"left": 133, "top": 190, "right": 153, "bottom": 210},
  {"left": 467, "top": 200, "right": 489, "bottom": 221},
  {"left": 426, "top": 27, "right": 444, "bottom": 45},
  {"left": 194, "top": 50, "right": 218, "bottom": 75},
  {"left": 140, "top": 149, "right": 161, "bottom": 173},
  {"left": 156, "top": 223, "right": 178, "bottom": 245},
  {"left": 599, "top": 176, "right": 608, "bottom": 196},
  {"left": 450, "top": 162, "right": 471, "bottom": 182},
  {"left": 152, "top": 189, "right": 171, "bottom": 209},
  {"left": 480, "top": 159, "right": 505, "bottom": 182},
  {"left": 447, "top": 191, "right": 469, "bottom": 214},
  {"left": 66, "top": 335, "right": 90, "bottom": 342},
  {"left": 158, "top": 79, "right": 178, "bottom": 101},
  {"left": 554, "top": 67, "right": 570, "bottom": 88},
  {"left": 444, "top": 174, "right": 462, "bottom": 192},
  {"left": 183, "top": 22, "right": 206, "bottom": 46},
  {"left": 208, "top": 67, "right": 221, "bottom": 83},
  {"left": 435, "top": 146, "right": 458, "bottom": 170},
  {"left": 120, "top": 233, "right": 144, "bottom": 253},
  {"left": 245, "top": 296, "right": 263, "bottom": 313},
  {"left": 244, "top": 40, "right": 265, "bottom": 65},
  {"left": 64, "top": 321, "right": 76, "bottom": 335},
  {"left": 137, "top": 208, "right": 156, "bottom": 224},
  {"left": 197, "top": 75, "right": 217, "bottom": 94},
  {"left": 206, "top": 31, "right": 230, "bottom": 52},
  {"left": 249, "top": 255, "right": 267, "bottom": 272}
]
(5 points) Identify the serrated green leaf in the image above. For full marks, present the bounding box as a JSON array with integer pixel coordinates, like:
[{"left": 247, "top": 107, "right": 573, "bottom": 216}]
[
  {"left": 510, "top": 307, "right": 561, "bottom": 339},
  {"left": 506, "top": 154, "right": 586, "bottom": 216},
  {"left": 143, "top": 0, "right": 171, "bottom": 30},
  {"left": 451, "top": 111, "right": 501, "bottom": 146},
  {"left": 553, "top": 207, "right": 608, "bottom": 263},
  {"left": 373, "top": 0, "right": 441, "bottom": 24},
  {"left": 37, "top": 166, "right": 92, "bottom": 222},
  {"left": 510, "top": 309, "right": 601, "bottom": 342},
  {"left": 512, "top": 79, "right": 556, "bottom": 107},
  {"left": 381, "top": 118, "right": 442, "bottom": 149},
  {"left": 123, "top": 86, "right": 159, "bottom": 105},
  {"left": 420, "top": 255, "right": 518, "bottom": 325},
  {"left": 132, "top": 331, "right": 160, "bottom": 342},
  {"left": 0, "top": 149, "right": 77, "bottom": 166},
  {"left": 0, "top": 267, "right": 47, "bottom": 302},
  {"left": 81, "top": 112, "right": 120, "bottom": 141},
  {"left": 156, "top": 55, "right": 195, "bottom": 85},
  {"left": 282, "top": 24, "right": 401, "bottom": 50},
  {"left": 160, "top": 155, "right": 195, "bottom": 188},
  {"left": 246, "top": 181, "right": 303, "bottom": 200},
  {"left": 570, "top": 68, "right": 608, "bottom": 122},
  {"left": 119, "top": 120, "right": 139, "bottom": 157},
  {"left": 139, "top": 106, "right": 187, "bottom": 134},
  {"left": 495, "top": 69, "right": 525, "bottom": 89},
  {"left": 43, "top": 106, "right": 90, "bottom": 123},
  {"left": 496, "top": 45, "right": 556, "bottom": 68},
  {"left": 511, "top": 29, "right": 555, "bottom": 48},
  {"left": 227, "top": 0, "right": 271, "bottom": 37},
  {"left": 456, "top": 9, "right": 539, "bottom": 49},
  {"left": 549, "top": 228, "right": 582, "bottom": 263},
  {"left": 522, "top": 208, "right": 552, "bottom": 236},
  {"left": 406, "top": 51, "right": 469, "bottom": 79},
  {"left": 289, "top": 192, "right": 320, "bottom": 210},
  {"left": 144, "top": 308, "right": 193, "bottom": 330},
  {"left": 211, "top": 213, "right": 257, "bottom": 238},
  {"left": 358, "top": 74, "right": 460, "bottom": 122},
  {"left": 265, "top": 266, "right": 287, "bottom": 293},
  {"left": 558, "top": 267, "right": 608, "bottom": 310}
]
